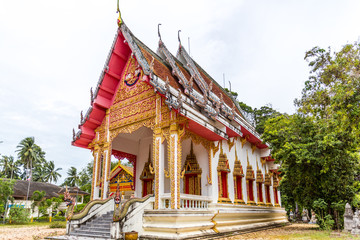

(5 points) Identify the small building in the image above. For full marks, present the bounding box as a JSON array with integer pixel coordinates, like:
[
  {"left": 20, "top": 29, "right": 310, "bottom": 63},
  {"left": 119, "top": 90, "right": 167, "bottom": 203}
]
[
  {"left": 3, "top": 179, "right": 89, "bottom": 217},
  {"left": 108, "top": 162, "right": 134, "bottom": 199}
]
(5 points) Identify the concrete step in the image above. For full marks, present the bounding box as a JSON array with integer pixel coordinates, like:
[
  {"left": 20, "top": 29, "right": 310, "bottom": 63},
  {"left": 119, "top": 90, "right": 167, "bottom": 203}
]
[
  {"left": 70, "top": 230, "right": 110, "bottom": 238},
  {"left": 81, "top": 226, "right": 110, "bottom": 231},
  {"left": 74, "top": 229, "right": 110, "bottom": 234},
  {"left": 87, "top": 221, "right": 111, "bottom": 225}
]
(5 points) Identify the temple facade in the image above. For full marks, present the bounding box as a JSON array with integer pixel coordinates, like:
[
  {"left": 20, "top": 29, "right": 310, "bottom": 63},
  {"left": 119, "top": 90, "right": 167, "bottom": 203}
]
[{"left": 71, "top": 16, "right": 286, "bottom": 239}]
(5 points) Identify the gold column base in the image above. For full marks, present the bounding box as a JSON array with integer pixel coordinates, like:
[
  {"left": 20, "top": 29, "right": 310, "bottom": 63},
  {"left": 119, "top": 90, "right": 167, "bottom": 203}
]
[
  {"left": 234, "top": 199, "right": 246, "bottom": 205},
  {"left": 217, "top": 197, "right": 232, "bottom": 204},
  {"left": 247, "top": 201, "right": 257, "bottom": 206}
]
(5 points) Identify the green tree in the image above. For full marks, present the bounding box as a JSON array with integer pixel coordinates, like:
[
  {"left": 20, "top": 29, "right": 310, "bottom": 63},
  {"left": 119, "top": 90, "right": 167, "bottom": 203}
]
[
  {"left": 63, "top": 167, "right": 79, "bottom": 187},
  {"left": 43, "top": 161, "right": 62, "bottom": 183},
  {"left": 0, "top": 156, "right": 20, "bottom": 179},
  {"left": 0, "top": 179, "right": 14, "bottom": 217},
  {"left": 237, "top": 102, "right": 281, "bottom": 134},
  {"left": 262, "top": 41, "right": 360, "bottom": 230},
  {"left": 31, "top": 190, "right": 46, "bottom": 218},
  {"left": 8, "top": 206, "right": 30, "bottom": 224},
  {"left": 16, "top": 137, "right": 40, "bottom": 181}
]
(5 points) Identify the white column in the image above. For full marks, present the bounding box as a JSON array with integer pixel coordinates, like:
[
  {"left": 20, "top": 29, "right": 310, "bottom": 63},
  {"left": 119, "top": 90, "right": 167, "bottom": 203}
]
[
  {"left": 92, "top": 152, "right": 100, "bottom": 200},
  {"left": 102, "top": 149, "right": 109, "bottom": 199}
]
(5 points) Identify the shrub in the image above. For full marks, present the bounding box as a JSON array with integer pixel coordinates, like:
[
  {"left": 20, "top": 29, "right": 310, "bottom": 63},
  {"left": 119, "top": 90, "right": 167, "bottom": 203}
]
[
  {"left": 52, "top": 215, "right": 65, "bottom": 221},
  {"left": 9, "top": 206, "right": 30, "bottom": 224},
  {"left": 34, "top": 216, "right": 49, "bottom": 222},
  {"left": 73, "top": 203, "right": 87, "bottom": 213},
  {"left": 49, "top": 221, "right": 66, "bottom": 228}
]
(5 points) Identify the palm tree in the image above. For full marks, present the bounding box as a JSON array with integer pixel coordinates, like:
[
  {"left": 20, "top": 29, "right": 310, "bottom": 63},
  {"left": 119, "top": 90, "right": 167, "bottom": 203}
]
[
  {"left": 43, "top": 161, "right": 62, "bottom": 183},
  {"left": 16, "top": 137, "right": 40, "bottom": 179},
  {"left": 16, "top": 137, "right": 40, "bottom": 200},
  {"left": 65, "top": 167, "right": 79, "bottom": 187},
  {"left": 0, "top": 155, "right": 10, "bottom": 177},
  {"left": 7, "top": 157, "right": 21, "bottom": 179},
  {"left": 31, "top": 190, "right": 46, "bottom": 218}
]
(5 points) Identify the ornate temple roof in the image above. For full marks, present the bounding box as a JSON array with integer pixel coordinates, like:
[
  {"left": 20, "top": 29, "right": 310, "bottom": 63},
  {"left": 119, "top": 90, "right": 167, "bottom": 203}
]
[{"left": 72, "top": 19, "right": 268, "bottom": 150}]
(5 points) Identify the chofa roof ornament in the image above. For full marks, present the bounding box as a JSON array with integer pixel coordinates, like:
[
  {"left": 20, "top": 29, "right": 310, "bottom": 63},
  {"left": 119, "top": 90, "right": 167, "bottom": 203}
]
[
  {"left": 158, "top": 23, "right": 162, "bottom": 41},
  {"left": 178, "top": 30, "right": 182, "bottom": 46},
  {"left": 117, "top": 0, "right": 123, "bottom": 26}
]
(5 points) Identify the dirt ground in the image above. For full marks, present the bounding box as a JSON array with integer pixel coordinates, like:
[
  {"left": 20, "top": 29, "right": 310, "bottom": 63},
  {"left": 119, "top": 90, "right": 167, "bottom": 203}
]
[
  {"left": 0, "top": 226, "right": 65, "bottom": 240},
  {"left": 221, "top": 223, "right": 357, "bottom": 240}
]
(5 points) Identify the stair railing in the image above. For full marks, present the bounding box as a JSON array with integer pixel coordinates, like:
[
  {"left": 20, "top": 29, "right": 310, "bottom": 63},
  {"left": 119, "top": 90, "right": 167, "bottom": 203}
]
[{"left": 66, "top": 197, "right": 114, "bottom": 234}]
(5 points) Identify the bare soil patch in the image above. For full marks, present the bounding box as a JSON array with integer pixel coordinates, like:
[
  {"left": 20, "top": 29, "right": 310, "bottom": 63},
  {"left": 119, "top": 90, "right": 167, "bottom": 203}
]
[
  {"left": 221, "top": 223, "right": 359, "bottom": 240},
  {"left": 0, "top": 225, "right": 65, "bottom": 240}
]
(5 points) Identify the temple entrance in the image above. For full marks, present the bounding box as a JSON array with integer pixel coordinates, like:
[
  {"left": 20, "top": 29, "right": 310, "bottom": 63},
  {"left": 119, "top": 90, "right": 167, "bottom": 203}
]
[{"left": 111, "top": 126, "right": 154, "bottom": 199}]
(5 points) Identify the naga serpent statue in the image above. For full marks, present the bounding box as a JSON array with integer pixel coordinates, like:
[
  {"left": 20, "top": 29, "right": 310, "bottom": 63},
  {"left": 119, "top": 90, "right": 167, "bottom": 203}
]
[{"left": 64, "top": 189, "right": 76, "bottom": 221}]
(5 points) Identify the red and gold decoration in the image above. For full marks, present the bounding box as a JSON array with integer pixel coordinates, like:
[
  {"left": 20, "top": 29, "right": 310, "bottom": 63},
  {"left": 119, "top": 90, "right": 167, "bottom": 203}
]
[
  {"left": 217, "top": 141, "right": 231, "bottom": 204},
  {"left": 233, "top": 146, "right": 245, "bottom": 204},
  {"left": 246, "top": 151, "right": 256, "bottom": 205},
  {"left": 256, "top": 161, "right": 265, "bottom": 206},
  {"left": 140, "top": 146, "right": 154, "bottom": 197},
  {"left": 182, "top": 142, "right": 202, "bottom": 195}
]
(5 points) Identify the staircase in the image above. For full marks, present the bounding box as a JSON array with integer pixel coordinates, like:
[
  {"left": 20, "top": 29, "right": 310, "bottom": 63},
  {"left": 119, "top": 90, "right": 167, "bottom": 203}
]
[{"left": 69, "top": 211, "right": 113, "bottom": 239}]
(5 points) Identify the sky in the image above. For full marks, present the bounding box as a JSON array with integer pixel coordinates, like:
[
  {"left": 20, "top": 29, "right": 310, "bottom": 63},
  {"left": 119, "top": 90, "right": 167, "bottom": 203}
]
[{"left": 0, "top": 0, "right": 359, "bottom": 183}]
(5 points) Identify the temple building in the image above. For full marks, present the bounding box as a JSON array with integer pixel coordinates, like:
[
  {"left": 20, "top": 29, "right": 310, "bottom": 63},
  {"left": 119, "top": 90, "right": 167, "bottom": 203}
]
[{"left": 70, "top": 12, "right": 286, "bottom": 240}]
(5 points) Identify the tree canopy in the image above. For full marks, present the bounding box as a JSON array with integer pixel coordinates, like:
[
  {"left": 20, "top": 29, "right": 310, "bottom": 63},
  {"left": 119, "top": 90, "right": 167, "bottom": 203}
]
[{"left": 262, "top": 41, "right": 360, "bottom": 229}]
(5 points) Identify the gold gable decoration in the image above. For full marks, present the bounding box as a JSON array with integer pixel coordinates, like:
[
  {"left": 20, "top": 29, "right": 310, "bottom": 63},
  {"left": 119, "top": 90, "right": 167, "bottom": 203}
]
[
  {"left": 182, "top": 142, "right": 202, "bottom": 196},
  {"left": 273, "top": 174, "right": 280, "bottom": 188},
  {"left": 182, "top": 142, "right": 202, "bottom": 175},
  {"left": 140, "top": 147, "right": 155, "bottom": 181},
  {"left": 217, "top": 143, "right": 230, "bottom": 173},
  {"left": 256, "top": 169, "right": 264, "bottom": 183},
  {"left": 246, "top": 164, "right": 255, "bottom": 180},
  {"left": 217, "top": 142, "right": 231, "bottom": 203},
  {"left": 265, "top": 173, "right": 272, "bottom": 186},
  {"left": 233, "top": 147, "right": 244, "bottom": 177}
]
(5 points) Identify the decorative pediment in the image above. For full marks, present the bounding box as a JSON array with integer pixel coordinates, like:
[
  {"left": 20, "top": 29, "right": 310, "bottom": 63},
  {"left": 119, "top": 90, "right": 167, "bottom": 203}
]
[
  {"left": 273, "top": 175, "right": 279, "bottom": 188},
  {"left": 233, "top": 146, "right": 244, "bottom": 177},
  {"left": 265, "top": 173, "right": 272, "bottom": 186},
  {"left": 256, "top": 161, "right": 264, "bottom": 183},
  {"left": 182, "top": 142, "right": 202, "bottom": 175},
  {"left": 217, "top": 143, "right": 230, "bottom": 172},
  {"left": 256, "top": 169, "right": 264, "bottom": 183},
  {"left": 246, "top": 164, "right": 255, "bottom": 180},
  {"left": 141, "top": 147, "right": 155, "bottom": 180}
]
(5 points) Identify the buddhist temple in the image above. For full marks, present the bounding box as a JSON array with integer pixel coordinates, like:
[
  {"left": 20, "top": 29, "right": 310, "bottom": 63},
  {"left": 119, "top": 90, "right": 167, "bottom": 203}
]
[{"left": 68, "top": 8, "right": 286, "bottom": 239}]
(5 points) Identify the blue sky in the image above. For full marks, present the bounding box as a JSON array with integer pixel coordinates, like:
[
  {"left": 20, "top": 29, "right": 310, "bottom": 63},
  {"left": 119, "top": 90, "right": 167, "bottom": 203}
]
[{"left": 0, "top": 0, "right": 359, "bottom": 183}]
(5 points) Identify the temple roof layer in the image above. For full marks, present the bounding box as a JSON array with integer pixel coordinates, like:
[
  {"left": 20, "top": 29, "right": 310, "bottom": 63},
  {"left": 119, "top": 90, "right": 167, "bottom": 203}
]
[{"left": 72, "top": 22, "right": 267, "bottom": 150}]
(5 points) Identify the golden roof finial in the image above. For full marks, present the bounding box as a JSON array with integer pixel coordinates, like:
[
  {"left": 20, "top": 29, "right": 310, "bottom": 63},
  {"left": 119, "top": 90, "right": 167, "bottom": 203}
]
[{"left": 117, "top": 0, "right": 123, "bottom": 26}]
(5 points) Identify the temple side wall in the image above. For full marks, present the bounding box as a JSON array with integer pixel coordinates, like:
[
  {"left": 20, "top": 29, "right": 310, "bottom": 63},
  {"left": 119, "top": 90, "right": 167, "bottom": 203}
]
[{"left": 209, "top": 138, "right": 280, "bottom": 206}]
